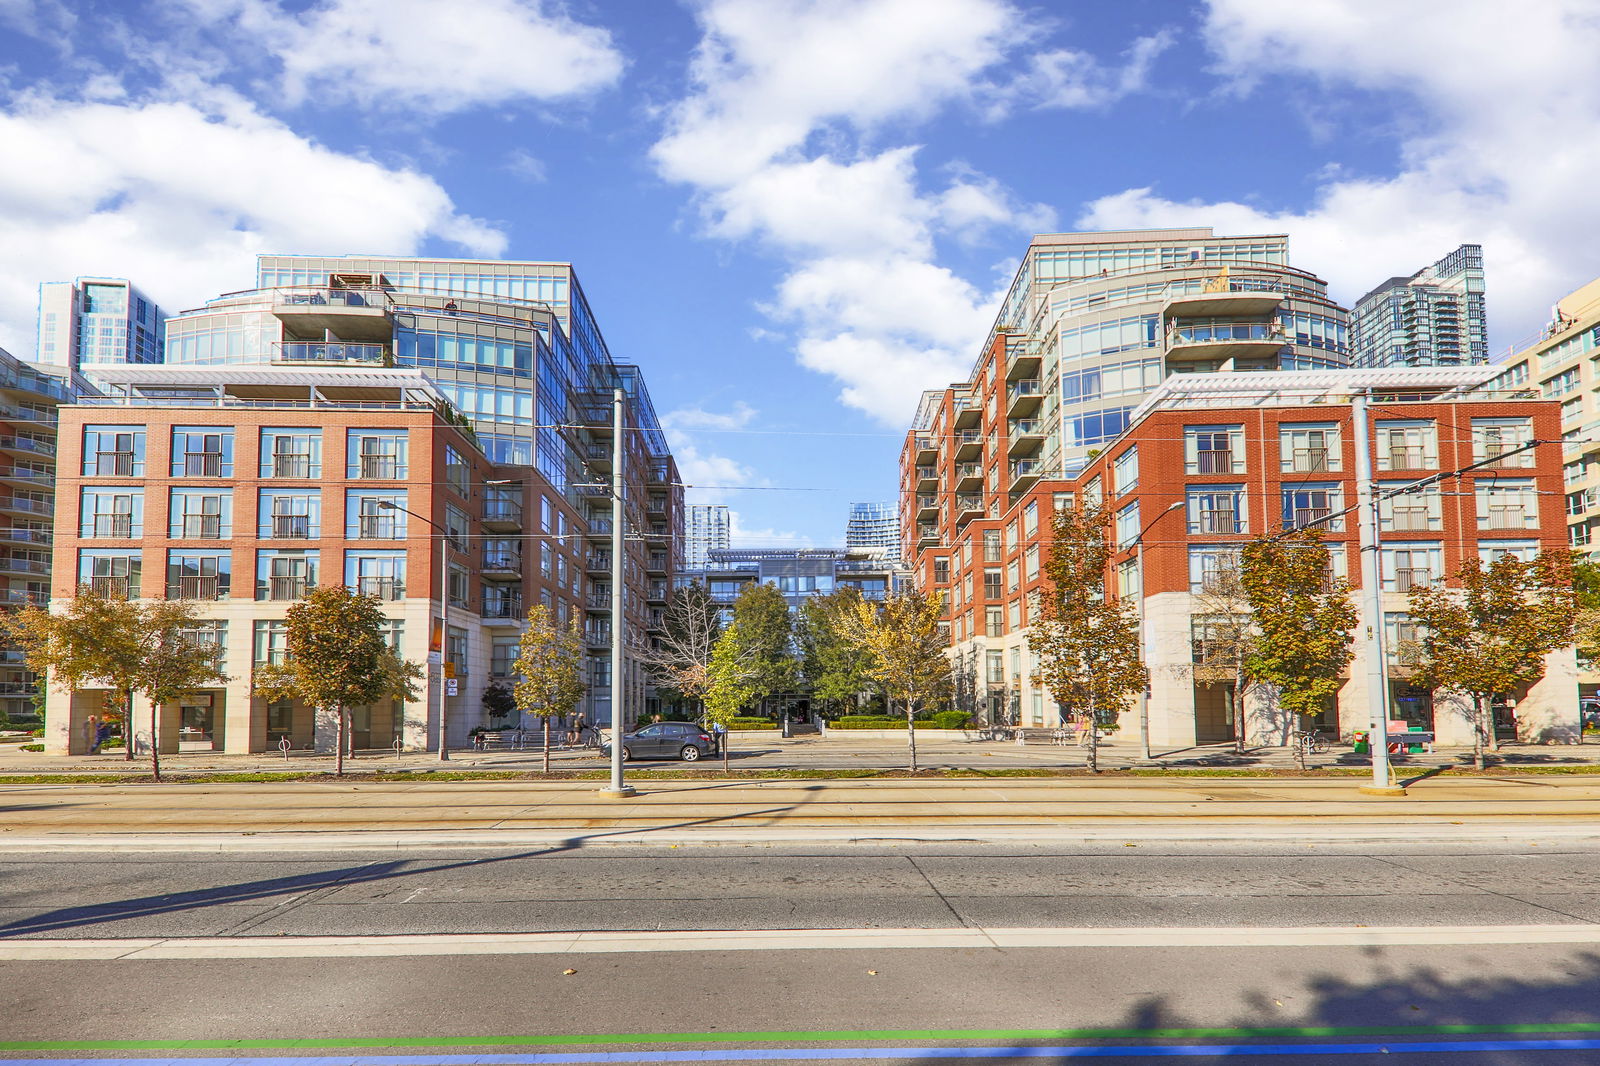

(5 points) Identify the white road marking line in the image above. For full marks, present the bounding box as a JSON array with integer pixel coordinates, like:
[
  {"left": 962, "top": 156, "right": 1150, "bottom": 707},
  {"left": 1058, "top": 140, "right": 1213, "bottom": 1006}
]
[{"left": 6, "top": 923, "right": 1600, "bottom": 960}]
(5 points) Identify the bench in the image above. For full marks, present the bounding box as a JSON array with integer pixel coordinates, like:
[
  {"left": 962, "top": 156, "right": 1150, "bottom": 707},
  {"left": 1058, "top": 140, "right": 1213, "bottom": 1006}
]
[{"left": 472, "top": 730, "right": 566, "bottom": 751}]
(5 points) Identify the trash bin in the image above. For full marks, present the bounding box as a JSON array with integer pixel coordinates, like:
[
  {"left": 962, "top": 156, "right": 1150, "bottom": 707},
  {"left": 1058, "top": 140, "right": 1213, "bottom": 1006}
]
[{"left": 1352, "top": 729, "right": 1370, "bottom": 754}]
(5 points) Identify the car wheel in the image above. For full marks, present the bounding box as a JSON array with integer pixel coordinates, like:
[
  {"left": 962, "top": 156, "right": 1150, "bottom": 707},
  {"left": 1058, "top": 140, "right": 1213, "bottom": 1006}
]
[
  {"left": 680, "top": 745, "right": 701, "bottom": 762},
  {"left": 621, "top": 746, "right": 633, "bottom": 761}
]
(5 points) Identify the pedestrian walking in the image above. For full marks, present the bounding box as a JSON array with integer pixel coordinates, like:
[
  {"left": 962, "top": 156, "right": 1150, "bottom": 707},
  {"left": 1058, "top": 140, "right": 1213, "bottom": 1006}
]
[{"left": 85, "top": 714, "right": 101, "bottom": 754}]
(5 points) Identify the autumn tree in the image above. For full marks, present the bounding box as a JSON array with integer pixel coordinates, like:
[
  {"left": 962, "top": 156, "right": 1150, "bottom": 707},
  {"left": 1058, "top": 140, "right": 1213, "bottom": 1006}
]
[
  {"left": 795, "top": 587, "right": 873, "bottom": 717},
  {"left": 638, "top": 581, "right": 721, "bottom": 719},
  {"left": 839, "top": 588, "right": 951, "bottom": 771},
  {"left": 3, "top": 587, "right": 226, "bottom": 780},
  {"left": 727, "top": 582, "right": 797, "bottom": 719},
  {"left": 481, "top": 682, "right": 517, "bottom": 727},
  {"left": 1240, "top": 528, "right": 1356, "bottom": 767},
  {"left": 1190, "top": 560, "right": 1256, "bottom": 754},
  {"left": 1407, "top": 552, "right": 1575, "bottom": 769},
  {"left": 1027, "top": 504, "right": 1144, "bottom": 772},
  {"left": 513, "top": 604, "right": 587, "bottom": 773},
  {"left": 704, "top": 622, "right": 759, "bottom": 769},
  {"left": 1571, "top": 558, "right": 1600, "bottom": 668},
  {"left": 253, "top": 585, "right": 422, "bottom": 776}
]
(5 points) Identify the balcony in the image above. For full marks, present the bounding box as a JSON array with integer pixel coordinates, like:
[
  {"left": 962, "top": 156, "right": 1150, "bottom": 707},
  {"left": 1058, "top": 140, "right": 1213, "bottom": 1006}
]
[
  {"left": 1009, "top": 458, "right": 1043, "bottom": 491},
  {"left": 914, "top": 436, "right": 938, "bottom": 465},
  {"left": 482, "top": 598, "right": 524, "bottom": 622},
  {"left": 1163, "top": 289, "right": 1283, "bottom": 320},
  {"left": 1289, "top": 447, "right": 1331, "bottom": 473},
  {"left": 917, "top": 524, "right": 938, "bottom": 548},
  {"left": 1199, "top": 569, "right": 1242, "bottom": 595},
  {"left": 585, "top": 442, "right": 612, "bottom": 473},
  {"left": 1477, "top": 442, "right": 1534, "bottom": 469},
  {"left": 1380, "top": 445, "right": 1428, "bottom": 470},
  {"left": 271, "top": 514, "right": 312, "bottom": 539},
  {"left": 954, "top": 430, "right": 983, "bottom": 462},
  {"left": 88, "top": 577, "right": 131, "bottom": 599},
  {"left": 587, "top": 592, "right": 612, "bottom": 611},
  {"left": 646, "top": 553, "right": 669, "bottom": 574},
  {"left": 1292, "top": 507, "right": 1332, "bottom": 530},
  {"left": 276, "top": 341, "right": 387, "bottom": 364},
  {"left": 1195, "top": 509, "right": 1240, "bottom": 535},
  {"left": 356, "top": 576, "right": 405, "bottom": 601},
  {"left": 172, "top": 576, "right": 224, "bottom": 601},
  {"left": 483, "top": 502, "right": 523, "bottom": 532},
  {"left": 358, "top": 454, "right": 401, "bottom": 479},
  {"left": 267, "top": 575, "right": 309, "bottom": 601},
  {"left": 0, "top": 467, "right": 52, "bottom": 487},
  {"left": 271, "top": 453, "right": 314, "bottom": 478},
  {"left": 1006, "top": 380, "right": 1043, "bottom": 419},
  {"left": 955, "top": 496, "right": 985, "bottom": 528},
  {"left": 0, "top": 556, "right": 48, "bottom": 578},
  {"left": 1393, "top": 568, "right": 1434, "bottom": 593},
  {"left": 1485, "top": 505, "right": 1528, "bottom": 530},
  {"left": 357, "top": 515, "right": 399, "bottom": 539},
  {"left": 180, "top": 452, "right": 225, "bottom": 477},
  {"left": 916, "top": 494, "right": 938, "bottom": 521},
  {"left": 1389, "top": 506, "right": 1433, "bottom": 531},
  {"left": 1195, "top": 449, "right": 1235, "bottom": 475},
  {"left": 90, "top": 451, "right": 136, "bottom": 476},
  {"left": 953, "top": 397, "right": 982, "bottom": 429},
  {"left": 1, "top": 496, "right": 53, "bottom": 518},
  {"left": 1006, "top": 351, "right": 1041, "bottom": 381},
  {"left": 483, "top": 551, "right": 522, "bottom": 579},
  {"left": 585, "top": 552, "right": 611, "bottom": 573},
  {"left": 270, "top": 287, "right": 392, "bottom": 343},
  {"left": 0, "top": 528, "right": 49, "bottom": 546},
  {"left": 915, "top": 465, "right": 937, "bottom": 492},
  {"left": 1166, "top": 320, "right": 1285, "bottom": 361},
  {"left": 91, "top": 514, "right": 133, "bottom": 538},
  {"left": 1007, "top": 420, "right": 1044, "bottom": 458},
  {"left": 955, "top": 463, "right": 983, "bottom": 493},
  {"left": 180, "top": 514, "right": 222, "bottom": 540}
]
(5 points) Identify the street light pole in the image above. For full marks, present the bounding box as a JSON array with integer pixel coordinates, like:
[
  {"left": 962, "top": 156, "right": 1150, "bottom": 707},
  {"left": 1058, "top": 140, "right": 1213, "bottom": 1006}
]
[
  {"left": 1135, "top": 500, "right": 1185, "bottom": 761},
  {"left": 606, "top": 386, "right": 633, "bottom": 796},
  {"left": 1351, "top": 390, "right": 1402, "bottom": 795},
  {"left": 378, "top": 500, "right": 450, "bottom": 761}
]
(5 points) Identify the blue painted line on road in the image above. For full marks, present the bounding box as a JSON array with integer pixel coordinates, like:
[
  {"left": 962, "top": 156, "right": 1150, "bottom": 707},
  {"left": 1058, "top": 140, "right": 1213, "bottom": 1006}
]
[{"left": 11, "top": 1040, "right": 1600, "bottom": 1063}]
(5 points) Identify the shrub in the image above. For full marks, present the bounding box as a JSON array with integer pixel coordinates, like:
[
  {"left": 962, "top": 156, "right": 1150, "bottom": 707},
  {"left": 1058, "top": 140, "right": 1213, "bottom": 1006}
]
[
  {"left": 728, "top": 717, "right": 777, "bottom": 730},
  {"left": 830, "top": 716, "right": 954, "bottom": 729},
  {"left": 21, "top": 743, "right": 42, "bottom": 752},
  {"left": 932, "top": 710, "right": 972, "bottom": 730}
]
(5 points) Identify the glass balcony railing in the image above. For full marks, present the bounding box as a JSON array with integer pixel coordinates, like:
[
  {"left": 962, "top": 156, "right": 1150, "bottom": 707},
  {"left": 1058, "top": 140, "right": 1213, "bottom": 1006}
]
[
  {"left": 277, "top": 342, "right": 388, "bottom": 364},
  {"left": 1170, "top": 321, "right": 1282, "bottom": 344}
]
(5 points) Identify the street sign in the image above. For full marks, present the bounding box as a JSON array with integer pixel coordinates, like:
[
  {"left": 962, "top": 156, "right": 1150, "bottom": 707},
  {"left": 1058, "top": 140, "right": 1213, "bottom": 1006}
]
[
  {"left": 444, "top": 662, "right": 457, "bottom": 679},
  {"left": 446, "top": 679, "right": 459, "bottom": 696}
]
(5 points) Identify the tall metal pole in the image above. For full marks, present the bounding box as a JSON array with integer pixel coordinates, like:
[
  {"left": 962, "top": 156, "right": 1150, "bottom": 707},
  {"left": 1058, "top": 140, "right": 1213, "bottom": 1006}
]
[
  {"left": 606, "top": 386, "right": 632, "bottom": 795},
  {"left": 1352, "top": 389, "right": 1402, "bottom": 794},
  {"left": 1135, "top": 501, "right": 1182, "bottom": 762},
  {"left": 439, "top": 529, "right": 450, "bottom": 761}
]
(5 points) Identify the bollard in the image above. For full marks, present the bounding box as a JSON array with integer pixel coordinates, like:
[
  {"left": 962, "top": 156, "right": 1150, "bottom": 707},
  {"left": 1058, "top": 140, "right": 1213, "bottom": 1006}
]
[{"left": 278, "top": 735, "right": 291, "bottom": 761}]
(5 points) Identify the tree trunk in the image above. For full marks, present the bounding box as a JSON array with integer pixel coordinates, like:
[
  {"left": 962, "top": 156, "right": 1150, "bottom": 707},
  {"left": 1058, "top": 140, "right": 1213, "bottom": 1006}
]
[
  {"left": 123, "top": 688, "right": 133, "bottom": 762},
  {"left": 1233, "top": 675, "right": 1247, "bottom": 755},
  {"left": 1474, "top": 695, "right": 1487, "bottom": 771},
  {"left": 148, "top": 694, "right": 161, "bottom": 783},
  {"left": 906, "top": 696, "right": 918, "bottom": 773},
  {"left": 722, "top": 726, "right": 730, "bottom": 771},
  {"left": 543, "top": 717, "right": 551, "bottom": 774},
  {"left": 336, "top": 705, "right": 346, "bottom": 777}
]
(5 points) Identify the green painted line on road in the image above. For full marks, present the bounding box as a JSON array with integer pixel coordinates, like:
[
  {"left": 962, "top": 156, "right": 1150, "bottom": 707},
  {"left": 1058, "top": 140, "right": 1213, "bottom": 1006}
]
[{"left": 6, "top": 1023, "right": 1600, "bottom": 1052}]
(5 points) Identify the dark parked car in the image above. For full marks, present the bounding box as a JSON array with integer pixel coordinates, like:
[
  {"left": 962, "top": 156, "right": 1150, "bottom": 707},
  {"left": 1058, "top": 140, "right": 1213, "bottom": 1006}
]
[{"left": 601, "top": 721, "right": 717, "bottom": 762}]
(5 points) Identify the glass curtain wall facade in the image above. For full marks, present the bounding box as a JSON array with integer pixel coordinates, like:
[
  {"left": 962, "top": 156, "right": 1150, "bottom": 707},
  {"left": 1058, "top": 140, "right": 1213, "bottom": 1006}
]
[
  {"left": 36, "top": 277, "right": 166, "bottom": 373},
  {"left": 1350, "top": 244, "right": 1487, "bottom": 368},
  {"left": 685, "top": 504, "right": 731, "bottom": 569},
  {"left": 845, "top": 502, "right": 901, "bottom": 563}
]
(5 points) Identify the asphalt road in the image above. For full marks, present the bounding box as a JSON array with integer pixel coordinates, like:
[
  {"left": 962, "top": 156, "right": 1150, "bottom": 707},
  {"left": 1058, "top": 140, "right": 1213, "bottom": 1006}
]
[{"left": 9, "top": 845, "right": 1600, "bottom": 1062}]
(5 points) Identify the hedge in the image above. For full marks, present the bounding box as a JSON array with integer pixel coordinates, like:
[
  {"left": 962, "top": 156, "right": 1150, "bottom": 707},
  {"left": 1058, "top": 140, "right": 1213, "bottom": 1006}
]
[
  {"left": 728, "top": 718, "right": 778, "bottom": 730},
  {"left": 829, "top": 715, "right": 971, "bottom": 730}
]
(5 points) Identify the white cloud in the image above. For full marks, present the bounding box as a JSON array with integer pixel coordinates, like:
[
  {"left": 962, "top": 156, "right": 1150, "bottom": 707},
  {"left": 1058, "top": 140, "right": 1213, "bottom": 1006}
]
[
  {"left": 503, "top": 149, "right": 548, "bottom": 184},
  {"left": 183, "top": 0, "right": 624, "bottom": 114},
  {"left": 728, "top": 512, "right": 814, "bottom": 550},
  {"left": 0, "top": 87, "right": 504, "bottom": 357},
  {"left": 653, "top": 0, "right": 1134, "bottom": 425},
  {"left": 984, "top": 29, "right": 1176, "bottom": 117},
  {"left": 663, "top": 401, "right": 758, "bottom": 431},
  {"left": 1084, "top": 0, "right": 1600, "bottom": 349},
  {"left": 0, "top": 0, "right": 73, "bottom": 39}
]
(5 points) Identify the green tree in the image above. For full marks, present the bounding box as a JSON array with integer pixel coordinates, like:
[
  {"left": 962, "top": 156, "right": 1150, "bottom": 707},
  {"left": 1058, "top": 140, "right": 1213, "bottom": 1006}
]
[
  {"left": 481, "top": 682, "right": 517, "bottom": 726},
  {"left": 513, "top": 604, "right": 586, "bottom": 773},
  {"left": 253, "top": 585, "right": 422, "bottom": 776},
  {"left": 639, "top": 581, "right": 722, "bottom": 719},
  {"left": 2, "top": 586, "right": 226, "bottom": 780},
  {"left": 840, "top": 589, "right": 952, "bottom": 771},
  {"left": 704, "top": 622, "right": 759, "bottom": 769},
  {"left": 1027, "top": 504, "right": 1145, "bottom": 772},
  {"left": 795, "top": 587, "right": 873, "bottom": 717},
  {"left": 728, "top": 581, "right": 797, "bottom": 716},
  {"left": 1240, "top": 528, "right": 1356, "bottom": 767},
  {"left": 1571, "top": 558, "right": 1600, "bottom": 668},
  {"left": 1407, "top": 552, "right": 1575, "bottom": 769}
]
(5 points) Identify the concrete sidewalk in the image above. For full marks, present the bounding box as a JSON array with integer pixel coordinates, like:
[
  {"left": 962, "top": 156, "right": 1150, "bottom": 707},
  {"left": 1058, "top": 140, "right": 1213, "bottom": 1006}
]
[{"left": 6, "top": 775, "right": 1600, "bottom": 851}]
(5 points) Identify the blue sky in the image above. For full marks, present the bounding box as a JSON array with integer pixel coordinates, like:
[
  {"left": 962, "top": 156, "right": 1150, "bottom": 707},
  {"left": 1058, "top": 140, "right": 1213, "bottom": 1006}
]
[{"left": 1, "top": 0, "right": 1597, "bottom": 548}]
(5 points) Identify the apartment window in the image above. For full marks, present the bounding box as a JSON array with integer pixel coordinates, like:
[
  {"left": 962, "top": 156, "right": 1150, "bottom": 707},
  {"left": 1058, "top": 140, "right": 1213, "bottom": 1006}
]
[
  {"left": 1569, "top": 488, "right": 1598, "bottom": 518},
  {"left": 1187, "top": 486, "right": 1245, "bottom": 535},
  {"left": 1023, "top": 500, "right": 1038, "bottom": 538},
  {"left": 983, "top": 530, "right": 1002, "bottom": 563},
  {"left": 1116, "top": 500, "right": 1140, "bottom": 547},
  {"left": 484, "top": 538, "right": 521, "bottom": 572},
  {"left": 1472, "top": 417, "right": 1537, "bottom": 469},
  {"left": 1381, "top": 544, "right": 1443, "bottom": 592},
  {"left": 982, "top": 569, "right": 1002, "bottom": 600},
  {"left": 448, "top": 563, "right": 470, "bottom": 609},
  {"left": 1564, "top": 397, "right": 1585, "bottom": 421},
  {"left": 445, "top": 503, "right": 471, "bottom": 551},
  {"left": 379, "top": 618, "right": 405, "bottom": 654},
  {"left": 79, "top": 487, "right": 142, "bottom": 538},
  {"left": 1053, "top": 491, "right": 1075, "bottom": 514},
  {"left": 78, "top": 549, "right": 141, "bottom": 599},
  {"left": 1024, "top": 545, "right": 1038, "bottom": 583},
  {"left": 1116, "top": 558, "right": 1140, "bottom": 599},
  {"left": 1281, "top": 484, "right": 1343, "bottom": 531},
  {"left": 1375, "top": 420, "right": 1438, "bottom": 471},
  {"left": 257, "top": 549, "right": 318, "bottom": 601},
  {"left": 932, "top": 557, "right": 950, "bottom": 584},
  {"left": 170, "top": 427, "right": 233, "bottom": 477},
  {"left": 490, "top": 638, "right": 519, "bottom": 679},
  {"left": 253, "top": 620, "right": 289, "bottom": 665},
  {"left": 1280, "top": 423, "right": 1340, "bottom": 473},
  {"left": 985, "top": 650, "right": 1004, "bottom": 685},
  {"left": 1574, "top": 524, "right": 1594, "bottom": 548},
  {"left": 444, "top": 444, "right": 469, "bottom": 495},
  {"left": 1385, "top": 613, "right": 1425, "bottom": 667},
  {"left": 1185, "top": 426, "right": 1243, "bottom": 474},
  {"left": 1476, "top": 479, "right": 1538, "bottom": 531},
  {"left": 1566, "top": 460, "right": 1588, "bottom": 486},
  {"left": 484, "top": 486, "right": 522, "bottom": 526},
  {"left": 1082, "top": 477, "right": 1103, "bottom": 509},
  {"left": 167, "top": 551, "right": 230, "bottom": 600},
  {"left": 260, "top": 428, "right": 321, "bottom": 478},
  {"left": 1113, "top": 446, "right": 1138, "bottom": 495},
  {"left": 178, "top": 620, "right": 227, "bottom": 666},
  {"left": 1480, "top": 540, "right": 1541, "bottom": 565},
  {"left": 169, "top": 489, "right": 232, "bottom": 540},
  {"left": 447, "top": 626, "right": 468, "bottom": 675},
  {"left": 347, "top": 490, "right": 407, "bottom": 540},
  {"left": 347, "top": 428, "right": 408, "bottom": 479},
  {"left": 1189, "top": 546, "right": 1243, "bottom": 593},
  {"left": 983, "top": 607, "right": 1003, "bottom": 637},
  {"left": 259, "top": 489, "right": 320, "bottom": 539},
  {"left": 346, "top": 550, "right": 406, "bottom": 600},
  {"left": 1006, "top": 560, "right": 1020, "bottom": 592},
  {"left": 1377, "top": 483, "right": 1442, "bottom": 532},
  {"left": 82, "top": 425, "right": 144, "bottom": 476}
]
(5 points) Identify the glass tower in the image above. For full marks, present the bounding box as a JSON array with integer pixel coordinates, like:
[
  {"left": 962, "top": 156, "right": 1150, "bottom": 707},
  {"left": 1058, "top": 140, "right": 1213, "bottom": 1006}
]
[
  {"left": 36, "top": 277, "right": 166, "bottom": 372},
  {"left": 1350, "top": 244, "right": 1487, "bottom": 368}
]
